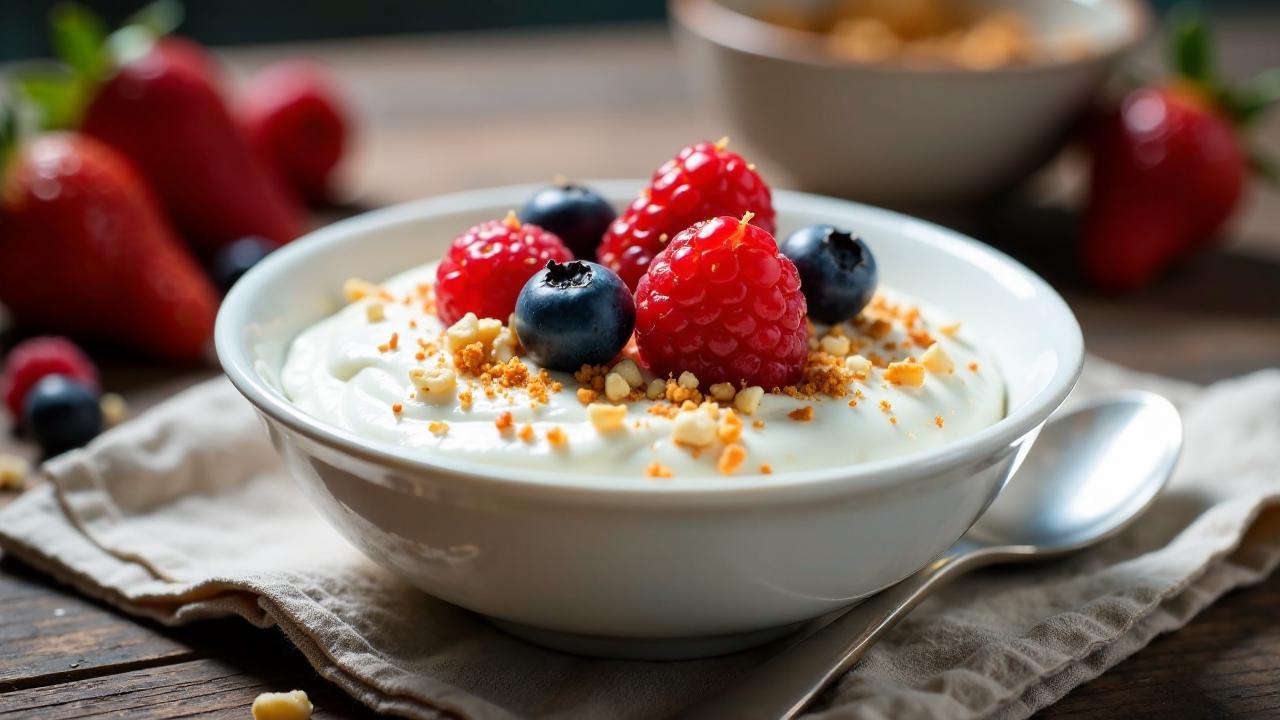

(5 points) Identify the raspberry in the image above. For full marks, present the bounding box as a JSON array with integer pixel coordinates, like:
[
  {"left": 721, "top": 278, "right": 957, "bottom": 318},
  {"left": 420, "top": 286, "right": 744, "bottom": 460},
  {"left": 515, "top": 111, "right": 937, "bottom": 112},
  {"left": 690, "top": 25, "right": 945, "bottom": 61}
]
[
  {"left": 634, "top": 215, "right": 807, "bottom": 389},
  {"left": 2, "top": 336, "right": 100, "bottom": 418},
  {"left": 435, "top": 212, "right": 572, "bottom": 325},
  {"left": 598, "top": 139, "right": 775, "bottom": 290}
]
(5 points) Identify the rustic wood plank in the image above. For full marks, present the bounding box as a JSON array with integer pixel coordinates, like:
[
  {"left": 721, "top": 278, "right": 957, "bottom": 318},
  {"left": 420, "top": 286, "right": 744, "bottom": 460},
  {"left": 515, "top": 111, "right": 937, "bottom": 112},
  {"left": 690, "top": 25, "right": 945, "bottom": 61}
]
[{"left": 0, "top": 656, "right": 381, "bottom": 719}]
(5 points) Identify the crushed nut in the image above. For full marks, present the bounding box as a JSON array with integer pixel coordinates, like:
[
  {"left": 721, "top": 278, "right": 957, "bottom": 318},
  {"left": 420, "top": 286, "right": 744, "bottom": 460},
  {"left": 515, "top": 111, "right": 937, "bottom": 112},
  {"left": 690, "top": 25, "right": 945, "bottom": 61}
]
[
  {"left": 678, "top": 371, "right": 699, "bottom": 390},
  {"left": 0, "top": 454, "right": 30, "bottom": 491},
  {"left": 252, "top": 690, "right": 313, "bottom": 720},
  {"left": 921, "top": 343, "right": 955, "bottom": 374},
  {"left": 605, "top": 372, "right": 630, "bottom": 402},
  {"left": 427, "top": 421, "right": 449, "bottom": 435},
  {"left": 343, "top": 278, "right": 386, "bottom": 302},
  {"left": 939, "top": 322, "right": 962, "bottom": 337},
  {"left": 885, "top": 361, "right": 925, "bottom": 387},
  {"left": 587, "top": 402, "right": 628, "bottom": 432},
  {"left": 820, "top": 335, "right": 851, "bottom": 357},
  {"left": 409, "top": 367, "right": 457, "bottom": 403},
  {"left": 365, "top": 301, "right": 385, "bottom": 323},
  {"left": 709, "top": 382, "right": 737, "bottom": 402},
  {"left": 100, "top": 393, "right": 128, "bottom": 427},
  {"left": 611, "top": 359, "right": 644, "bottom": 389},
  {"left": 577, "top": 387, "right": 598, "bottom": 404},
  {"left": 646, "top": 378, "right": 667, "bottom": 400},
  {"left": 672, "top": 410, "right": 716, "bottom": 447},
  {"left": 845, "top": 354, "right": 872, "bottom": 377},
  {"left": 734, "top": 386, "right": 765, "bottom": 415}
]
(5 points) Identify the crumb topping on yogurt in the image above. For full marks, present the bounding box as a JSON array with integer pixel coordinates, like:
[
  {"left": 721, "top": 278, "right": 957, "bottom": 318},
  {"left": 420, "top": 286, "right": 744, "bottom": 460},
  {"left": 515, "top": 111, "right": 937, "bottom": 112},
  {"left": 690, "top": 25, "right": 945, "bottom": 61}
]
[{"left": 282, "top": 261, "right": 1005, "bottom": 478}]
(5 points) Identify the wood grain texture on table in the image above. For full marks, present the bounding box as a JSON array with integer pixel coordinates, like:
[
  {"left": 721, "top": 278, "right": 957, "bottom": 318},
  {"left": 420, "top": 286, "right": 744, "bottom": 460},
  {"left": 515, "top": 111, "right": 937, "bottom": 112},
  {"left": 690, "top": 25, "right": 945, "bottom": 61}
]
[{"left": 2, "top": 15, "right": 1280, "bottom": 720}]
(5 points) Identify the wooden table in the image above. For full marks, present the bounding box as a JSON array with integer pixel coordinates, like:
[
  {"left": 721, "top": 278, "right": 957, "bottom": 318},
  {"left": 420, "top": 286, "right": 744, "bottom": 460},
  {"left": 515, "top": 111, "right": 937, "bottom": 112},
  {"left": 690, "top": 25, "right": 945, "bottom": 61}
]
[{"left": 3, "top": 15, "right": 1280, "bottom": 719}]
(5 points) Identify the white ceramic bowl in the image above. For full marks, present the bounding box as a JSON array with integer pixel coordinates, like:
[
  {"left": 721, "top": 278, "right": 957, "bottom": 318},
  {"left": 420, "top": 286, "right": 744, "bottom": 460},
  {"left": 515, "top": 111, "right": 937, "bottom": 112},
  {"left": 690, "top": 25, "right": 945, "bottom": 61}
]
[
  {"left": 216, "top": 182, "right": 1083, "bottom": 659},
  {"left": 671, "top": 0, "right": 1150, "bottom": 209}
]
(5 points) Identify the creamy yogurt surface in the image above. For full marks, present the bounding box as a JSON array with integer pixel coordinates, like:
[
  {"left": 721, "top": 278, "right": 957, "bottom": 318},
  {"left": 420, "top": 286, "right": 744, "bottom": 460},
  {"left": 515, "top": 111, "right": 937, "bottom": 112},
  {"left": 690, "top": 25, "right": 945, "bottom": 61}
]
[{"left": 282, "top": 262, "right": 1005, "bottom": 478}]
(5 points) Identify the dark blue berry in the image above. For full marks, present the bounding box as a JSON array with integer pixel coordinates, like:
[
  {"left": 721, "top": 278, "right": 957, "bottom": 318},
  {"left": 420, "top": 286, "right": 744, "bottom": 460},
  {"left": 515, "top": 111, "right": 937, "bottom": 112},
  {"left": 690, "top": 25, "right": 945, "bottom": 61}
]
[
  {"left": 514, "top": 260, "right": 635, "bottom": 371},
  {"left": 780, "top": 225, "right": 878, "bottom": 324},
  {"left": 518, "top": 184, "right": 617, "bottom": 260},
  {"left": 210, "top": 236, "right": 276, "bottom": 293},
  {"left": 22, "top": 375, "right": 103, "bottom": 457}
]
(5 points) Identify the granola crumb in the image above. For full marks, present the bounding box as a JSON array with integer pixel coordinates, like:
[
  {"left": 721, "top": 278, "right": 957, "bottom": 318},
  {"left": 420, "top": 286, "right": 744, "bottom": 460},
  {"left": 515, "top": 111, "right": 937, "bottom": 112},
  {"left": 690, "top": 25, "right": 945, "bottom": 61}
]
[
  {"left": 388, "top": 332, "right": 399, "bottom": 351},
  {"left": 885, "top": 361, "right": 925, "bottom": 387},
  {"left": 718, "top": 409, "right": 743, "bottom": 443},
  {"left": 968, "top": 361, "right": 981, "bottom": 373},
  {"left": 495, "top": 411, "right": 514, "bottom": 432},
  {"left": 879, "top": 400, "right": 892, "bottom": 413},
  {"left": 391, "top": 403, "right": 403, "bottom": 415},
  {"left": 546, "top": 427, "right": 568, "bottom": 447},
  {"left": 646, "top": 462, "right": 674, "bottom": 479},
  {"left": 788, "top": 406, "right": 814, "bottom": 422},
  {"left": 752, "top": 419, "right": 765, "bottom": 430},
  {"left": 577, "top": 387, "right": 597, "bottom": 404},
  {"left": 939, "top": 322, "right": 962, "bottom": 337},
  {"left": 760, "top": 463, "right": 773, "bottom": 475},
  {"left": 428, "top": 421, "right": 449, "bottom": 435},
  {"left": 935, "top": 415, "right": 945, "bottom": 428},
  {"left": 0, "top": 455, "right": 30, "bottom": 491},
  {"left": 717, "top": 443, "right": 747, "bottom": 475},
  {"left": 673, "top": 410, "right": 717, "bottom": 447},
  {"left": 365, "top": 301, "right": 385, "bottom": 323},
  {"left": 518, "top": 424, "right": 535, "bottom": 442},
  {"left": 587, "top": 402, "right": 628, "bottom": 432}
]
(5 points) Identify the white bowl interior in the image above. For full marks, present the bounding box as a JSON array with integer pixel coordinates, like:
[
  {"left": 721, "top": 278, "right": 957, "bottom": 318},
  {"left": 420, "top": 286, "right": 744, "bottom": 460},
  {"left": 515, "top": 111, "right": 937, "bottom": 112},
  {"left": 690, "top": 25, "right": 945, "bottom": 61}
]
[{"left": 218, "top": 181, "right": 1082, "bottom": 489}]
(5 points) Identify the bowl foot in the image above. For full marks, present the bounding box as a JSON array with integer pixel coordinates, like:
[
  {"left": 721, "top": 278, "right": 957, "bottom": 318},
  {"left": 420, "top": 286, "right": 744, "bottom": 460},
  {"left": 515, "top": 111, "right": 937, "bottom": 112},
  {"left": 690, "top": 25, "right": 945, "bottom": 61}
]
[{"left": 487, "top": 618, "right": 804, "bottom": 660}]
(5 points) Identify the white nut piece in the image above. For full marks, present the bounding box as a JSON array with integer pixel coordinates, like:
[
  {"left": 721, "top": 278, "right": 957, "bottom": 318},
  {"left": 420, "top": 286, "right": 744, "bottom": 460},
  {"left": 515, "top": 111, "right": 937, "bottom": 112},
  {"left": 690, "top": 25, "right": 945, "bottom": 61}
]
[
  {"left": 409, "top": 367, "right": 457, "bottom": 403},
  {"left": 646, "top": 378, "right": 667, "bottom": 400},
  {"left": 611, "top": 359, "right": 644, "bottom": 389},
  {"left": 365, "top": 301, "right": 385, "bottom": 323},
  {"left": 491, "top": 327, "right": 518, "bottom": 363},
  {"left": 251, "top": 690, "right": 313, "bottom": 720},
  {"left": 476, "top": 317, "right": 503, "bottom": 347},
  {"left": 921, "top": 343, "right": 955, "bottom": 374},
  {"left": 445, "top": 313, "right": 480, "bottom": 352},
  {"left": 678, "top": 371, "right": 699, "bottom": 390},
  {"left": 708, "top": 382, "right": 736, "bottom": 402},
  {"left": 672, "top": 410, "right": 716, "bottom": 448},
  {"left": 604, "top": 372, "right": 631, "bottom": 402},
  {"left": 587, "top": 403, "right": 628, "bottom": 432},
  {"left": 733, "top": 386, "right": 765, "bottom": 416},
  {"left": 845, "top": 354, "right": 873, "bottom": 377},
  {"left": 343, "top": 278, "right": 381, "bottom": 302},
  {"left": 820, "top": 335, "right": 851, "bottom": 357}
]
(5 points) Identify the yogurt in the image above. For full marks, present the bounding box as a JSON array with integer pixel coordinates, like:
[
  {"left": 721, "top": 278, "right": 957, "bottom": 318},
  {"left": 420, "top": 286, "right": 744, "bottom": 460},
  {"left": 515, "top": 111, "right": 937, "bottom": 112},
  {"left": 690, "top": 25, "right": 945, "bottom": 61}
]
[{"left": 282, "top": 262, "right": 1005, "bottom": 478}]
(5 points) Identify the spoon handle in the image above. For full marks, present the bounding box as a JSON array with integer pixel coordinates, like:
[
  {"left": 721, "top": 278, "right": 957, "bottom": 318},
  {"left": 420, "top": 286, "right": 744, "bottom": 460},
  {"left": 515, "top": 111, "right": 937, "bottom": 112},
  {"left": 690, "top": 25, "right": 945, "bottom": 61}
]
[{"left": 678, "top": 547, "right": 993, "bottom": 720}]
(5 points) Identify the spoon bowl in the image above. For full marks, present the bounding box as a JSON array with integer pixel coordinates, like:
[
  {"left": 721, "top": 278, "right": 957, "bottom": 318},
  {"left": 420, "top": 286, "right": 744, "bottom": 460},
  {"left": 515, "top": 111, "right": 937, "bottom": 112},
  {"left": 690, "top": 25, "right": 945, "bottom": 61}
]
[
  {"left": 967, "top": 391, "right": 1182, "bottom": 553},
  {"left": 682, "top": 390, "right": 1183, "bottom": 720}
]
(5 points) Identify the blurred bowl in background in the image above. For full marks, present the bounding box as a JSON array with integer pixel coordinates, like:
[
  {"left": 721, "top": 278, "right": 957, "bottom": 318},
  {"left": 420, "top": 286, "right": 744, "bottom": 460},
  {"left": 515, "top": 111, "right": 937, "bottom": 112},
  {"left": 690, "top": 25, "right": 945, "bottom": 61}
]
[{"left": 671, "top": 0, "right": 1150, "bottom": 210}]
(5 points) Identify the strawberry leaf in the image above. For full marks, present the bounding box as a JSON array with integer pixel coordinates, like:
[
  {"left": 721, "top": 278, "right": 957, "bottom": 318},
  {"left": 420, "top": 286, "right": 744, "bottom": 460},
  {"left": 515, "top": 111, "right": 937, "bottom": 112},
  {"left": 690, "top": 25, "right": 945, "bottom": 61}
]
[
  {"left": 1169, "top": 4, "right": 1215, "bottom": 87},
  {"left": 12, "top": 64, "right": 85, "bottom": 131},
  {"left": 50, "top": 3, "right": 109, "bottom": 82},
  {"left": 0, "top": 100, "right": 17, "bottom": 176}
]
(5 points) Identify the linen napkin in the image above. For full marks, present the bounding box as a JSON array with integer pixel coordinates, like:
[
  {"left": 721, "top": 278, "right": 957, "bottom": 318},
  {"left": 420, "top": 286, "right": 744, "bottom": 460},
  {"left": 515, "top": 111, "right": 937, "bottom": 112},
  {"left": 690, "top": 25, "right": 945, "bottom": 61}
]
[{"left": 1, "top": 357, "right": 1279, "bottom": 720}]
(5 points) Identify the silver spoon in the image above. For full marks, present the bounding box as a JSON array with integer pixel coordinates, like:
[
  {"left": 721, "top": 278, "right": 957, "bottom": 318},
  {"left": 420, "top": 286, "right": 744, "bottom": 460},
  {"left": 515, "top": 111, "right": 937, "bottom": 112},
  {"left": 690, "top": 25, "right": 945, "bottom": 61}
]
[{"left": 681, "top": 390, "right": 1182, "bottom": 720}]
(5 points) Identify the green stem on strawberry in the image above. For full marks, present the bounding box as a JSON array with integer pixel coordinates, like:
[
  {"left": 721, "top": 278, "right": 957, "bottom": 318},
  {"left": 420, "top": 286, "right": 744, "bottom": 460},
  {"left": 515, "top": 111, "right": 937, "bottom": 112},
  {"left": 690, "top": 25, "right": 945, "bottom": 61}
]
[
  {"left": 0, "top": 101, "right": 18, "bottom": 175},
  {"left": 1168, "top": 5, "right": 1280, "bottom": 185},
  {"left": 11, "top": 1, "right": 183, "bottom": 133}
]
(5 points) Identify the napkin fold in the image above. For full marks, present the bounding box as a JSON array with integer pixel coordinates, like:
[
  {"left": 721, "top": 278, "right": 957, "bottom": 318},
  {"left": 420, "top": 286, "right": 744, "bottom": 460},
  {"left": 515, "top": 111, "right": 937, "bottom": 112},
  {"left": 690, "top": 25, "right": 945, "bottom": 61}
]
[{"left": 2, "top": 358, "right": 1279, "bottom": 720}]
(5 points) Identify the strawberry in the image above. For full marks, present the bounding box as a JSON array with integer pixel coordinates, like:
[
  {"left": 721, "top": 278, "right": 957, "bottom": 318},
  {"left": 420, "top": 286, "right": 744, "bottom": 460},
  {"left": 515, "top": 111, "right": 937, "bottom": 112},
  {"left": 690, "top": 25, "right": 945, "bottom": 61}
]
[
  {"left": 0, "top": 132, "right": 218, "bottom": 361},
  {"left": 13, "top": 4, "right": 304, "bottom": 257},
  {"left": 1080, "top": 11, "right": 1278, "bottom": 291},
  {"left": 81, "top": 36, "right": 304, "bottom": 256},
  {"left": 241, "top": 60, "right": 350, "bottom": 206}
]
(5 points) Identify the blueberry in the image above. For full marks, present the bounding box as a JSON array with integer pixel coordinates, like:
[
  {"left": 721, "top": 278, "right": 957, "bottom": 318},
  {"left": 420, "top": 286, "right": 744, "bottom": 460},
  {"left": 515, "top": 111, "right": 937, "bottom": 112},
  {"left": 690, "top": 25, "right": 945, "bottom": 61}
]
[
  {"left": 22, "top": 375, "right": 103, "bottom": 457},
  {"left": 514, "top": 260, "right": 635, "bottom": 371},
  {"left": 780, "top": 225, "right": 878, "bottom": 324},
  {"left": 210, "top": 236, "right": 276, "bottom": 293},
  {"left": 518, "top": 184, "right": 617, "bottom": 259}
]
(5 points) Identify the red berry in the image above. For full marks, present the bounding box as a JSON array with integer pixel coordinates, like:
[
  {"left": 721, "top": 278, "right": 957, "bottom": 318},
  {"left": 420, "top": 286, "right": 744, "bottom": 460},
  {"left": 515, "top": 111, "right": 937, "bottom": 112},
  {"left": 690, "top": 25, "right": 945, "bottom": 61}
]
[
  {"left": 599, "top": 140, "right": 775, "bottom": 290},
  {"left": 435, "top": 213, "right": 573, "bottom": 325},
  {"left": 2, "top": 337, "right": 99, "bottom": 418},
  {"left": 634, "top": 215, "right": 807, "bottom": 389}
]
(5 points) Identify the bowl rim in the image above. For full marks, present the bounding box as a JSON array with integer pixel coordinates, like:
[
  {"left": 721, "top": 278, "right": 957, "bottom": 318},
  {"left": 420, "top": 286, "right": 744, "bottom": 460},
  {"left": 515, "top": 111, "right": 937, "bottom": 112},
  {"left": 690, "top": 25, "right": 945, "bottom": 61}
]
[
  {"left": 669, "top": 0, "right": 1152, "bottom": 76},
  {"left": 216, "top": 182, "right": 1084, "bottom": 504}
]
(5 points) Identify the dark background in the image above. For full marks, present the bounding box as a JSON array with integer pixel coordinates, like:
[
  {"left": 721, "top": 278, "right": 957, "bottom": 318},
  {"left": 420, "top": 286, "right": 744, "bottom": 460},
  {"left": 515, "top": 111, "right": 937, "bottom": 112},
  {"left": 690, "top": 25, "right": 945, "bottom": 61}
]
[{"left": 0, "top": 0, "right": 1257, "bottom": 62}]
